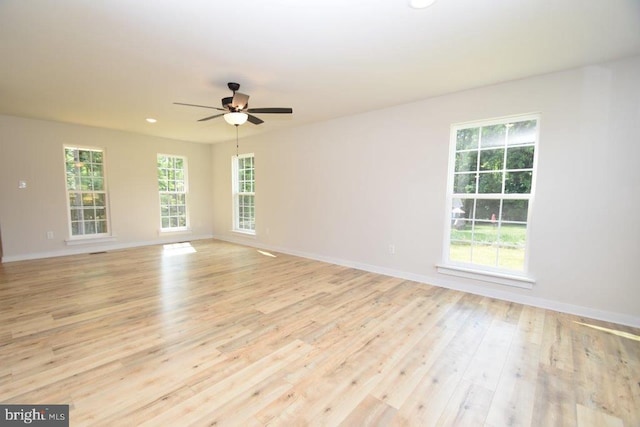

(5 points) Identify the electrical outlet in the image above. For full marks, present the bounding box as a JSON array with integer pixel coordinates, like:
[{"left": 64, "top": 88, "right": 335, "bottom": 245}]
[
  {"left": 389, "top": 244, "right": 395, "bottom": 254},
  {"left": 46, "top": 231, "right": 54, "bottom": 240}
]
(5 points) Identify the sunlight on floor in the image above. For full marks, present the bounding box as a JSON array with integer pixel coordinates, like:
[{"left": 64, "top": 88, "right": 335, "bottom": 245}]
[
  {"left": 574, "top": 321, "right": 640, "bottom": 342},
  {"left": 162, "top": 242, "right": 197, "bottom": 257},
  {"left": 257, "top": 250, "right": 277, "bottom": 258}
]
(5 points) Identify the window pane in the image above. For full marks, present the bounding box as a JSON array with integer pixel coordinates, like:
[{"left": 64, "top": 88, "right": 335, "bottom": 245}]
[
  {"left": 505, "top": 171, "right": 532, "bottom": 194},
  {"left": 71, "top": 222, "right": 82, "bottom": 236},
  {"left": 81, "top": 177, "right": 92, "bottom": 191},
  {"left": 498, "top": 248, "right": 525, "bottom": 270},
  {"left": 451, "top": 199, "right": 472, "bottom": 229},
  {"left": 80, "top": 193, "right": 93, "bottom": 206},
  {"left": 477, "top": 172, "right": 502, "bottom": 193},
  {"left": 79, "top": 150, "right": 91, "bottom": 163},
  {"left": 85, "top": 221, "right": 96, "bottom": 234},
  {"left": 67, "top": 175, "right": 77, "bottom": 190},
  {"left": 474, "top": 221, "right": 496, "bottom": 243},
  {"left": 502, "top": 200, "right": 528, "bottom": 222},
  {"left": 479, "top": 148, "right": 504, "bottom": 171},
  {"left": 498, "top": 223, "right": 527, "bottom": 247},
  {"left": 456, "top": 128, "right": 479, "bottom": 150},
  {"left": 96, "top": 221, "right": 108, "bottom": 234},
  {"left": 506, "top": 146, "right": 534, "bottom": 170},
  {"left": 69, "top": 193, "right": 81, "bottom": 207},
  {"left": 91, "top": 164, "right": 103, "bottom": 177},
  {"left": 472, "top": 242, "right": 498, "bottom": 267},
  {"left": 454, "top": 173, "right": 477, "bottom": 194},
  {"left": 70, "top": 209, "right": 81, "bottom": 221},
  {"left": 455, "top": 151, "right": 478, "bottom": 172},
  {"left": 94, "top": 193, "right": 105, "bottom": 207},
  {"left": 507, "top": 120, "right": 537, "bottom": 146},
  {"left": 475, "top": 199, "right": 500, "bottom": 221},
  {"left": 480, "top": 124, "right": 506, "bottom": 148}
]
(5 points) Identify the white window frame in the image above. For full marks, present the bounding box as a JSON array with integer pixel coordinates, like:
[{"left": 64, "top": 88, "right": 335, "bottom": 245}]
[
  {"left": 232, "top": 153, "right": 256, "bottom": 235},
  {"left": 64, "top": 145, "right": 111, "bottom": 240},
  {"left": 157, "top": 154, "right": 189, "bottom": 232},
  {"left": 438, "top": 114, "right": 540, "bottom": 288}
]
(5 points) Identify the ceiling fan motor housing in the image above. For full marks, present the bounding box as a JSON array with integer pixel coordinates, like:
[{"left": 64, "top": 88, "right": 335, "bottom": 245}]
[
  {"left": 222, "top": 96, "right": 233, "bottom": 109},
  {"left": 222, "top": 96, "right": 247, "bottom": 112}
]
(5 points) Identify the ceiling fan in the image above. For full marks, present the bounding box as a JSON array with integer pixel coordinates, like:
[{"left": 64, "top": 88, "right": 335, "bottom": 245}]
[{"left": 174, "top": 82, "right": 293, "bottom": 125}]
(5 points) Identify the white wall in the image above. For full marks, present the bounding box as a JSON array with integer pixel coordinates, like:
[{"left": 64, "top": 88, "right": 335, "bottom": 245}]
[
  {"left": 0, "top": 116, "right": 214, "bottom": 260},
  {"left": 212, "top": 56, "right": 640, "bottom": 326}
]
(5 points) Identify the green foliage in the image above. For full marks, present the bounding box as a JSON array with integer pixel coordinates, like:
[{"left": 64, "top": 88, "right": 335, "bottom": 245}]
[
  {"left": 481, "top": 124, "right": 506, "bottom": 147},
  {"left": 479, "top": 148, "right": 504, "bottom": 171},
  {"left": 453, "top": 121, "right": 535, "bottom": 196},
  {"left": 506, "top": 146, "right": 534, "bottom": 169},
  {"left": 456, "top": 128, "right": 479, "bottom": 150},
  {"left": 157, "top": 155, "right": 186, "bottom": 193}
]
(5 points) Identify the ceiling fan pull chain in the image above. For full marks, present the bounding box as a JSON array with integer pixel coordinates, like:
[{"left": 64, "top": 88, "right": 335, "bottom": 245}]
[{"left": 236, "top": 124, "right": 239, "bottom": 157}]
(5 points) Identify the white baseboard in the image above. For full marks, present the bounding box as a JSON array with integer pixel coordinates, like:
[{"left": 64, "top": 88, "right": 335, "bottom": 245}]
[
  {"left": 1, "top": 234, "right": 215, "bottom": 263},
  {"left": 213, "top": 234, "right": 640, "bottom": 329}
]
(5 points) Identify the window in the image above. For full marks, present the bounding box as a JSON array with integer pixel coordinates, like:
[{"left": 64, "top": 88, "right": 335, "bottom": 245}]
[
  {"left": 157, "top": 154, "right": 188, "bottom": 231},
  {"left": 64, "top": 146, "right": 110, "bottom": 237},
  {"left": 444, "top": 115, "right": 538, "bottom": 274},
  {"left": 232, "top": 154, "right": 255, "bottom": 234}
]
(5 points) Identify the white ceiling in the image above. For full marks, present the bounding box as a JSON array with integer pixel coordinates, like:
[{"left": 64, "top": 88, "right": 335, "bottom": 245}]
[{"left": 1, "top": 0, "right": 639, "bottom": 144}]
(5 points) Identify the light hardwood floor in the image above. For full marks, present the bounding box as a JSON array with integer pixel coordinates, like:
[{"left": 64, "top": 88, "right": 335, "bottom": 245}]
[{"left": 1, "top": 239, "right": 639, "bottom": 426}]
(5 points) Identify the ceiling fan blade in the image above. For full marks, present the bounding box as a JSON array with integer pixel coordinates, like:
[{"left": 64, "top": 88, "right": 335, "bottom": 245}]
[
  {"left": 231, "top": 92, "right": 250, "bottom": 110},
  {"left": 198, "top": 113, "right": 225, "bottom": 122},
  {"left": 247, "top": 114, "right": 264, "bottom": 125},
  {"left": 174, "top": 102, "right": 225, "bottom": 111},
  {"left": 247, "top": 107, "right": 293, "bottom": 114}
]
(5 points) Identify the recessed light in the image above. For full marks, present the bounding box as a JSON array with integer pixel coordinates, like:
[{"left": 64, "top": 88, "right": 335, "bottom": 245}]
[
  {"left": 410, "top": 0, "right": 437, "bottom": 9},
  {"left": 146, "top": 118, "right": 157, "bottom": 123}
]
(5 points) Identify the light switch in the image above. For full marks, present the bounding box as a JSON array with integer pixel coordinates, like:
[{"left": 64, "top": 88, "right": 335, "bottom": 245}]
[{"left": 18, "top": 180, "right": 27, "bottom": 189}]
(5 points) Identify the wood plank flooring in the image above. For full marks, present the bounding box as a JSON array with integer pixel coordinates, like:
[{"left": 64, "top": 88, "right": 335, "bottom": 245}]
[{"left": 1, "top": 239, "right": 638, "bottom": 426}]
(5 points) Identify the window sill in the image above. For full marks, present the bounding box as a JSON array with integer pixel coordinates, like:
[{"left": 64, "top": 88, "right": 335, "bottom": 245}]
[
  {"left": 65, "top": 236, "right": 116, "bottom": 246},
  {"left": 158, "top": 228, "right": 192, "bottom": 235},
  {"left": 231, "top": 229, "right": 256, "bottom": 238},
  {"left": 436, "top": 264, "right": 535, "bottom": 289}
]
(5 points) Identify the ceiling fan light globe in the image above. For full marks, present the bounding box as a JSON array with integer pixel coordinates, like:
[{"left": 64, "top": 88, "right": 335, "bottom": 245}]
[{"left": 224, "top": 112, "right": 248, "bottom": 126}]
